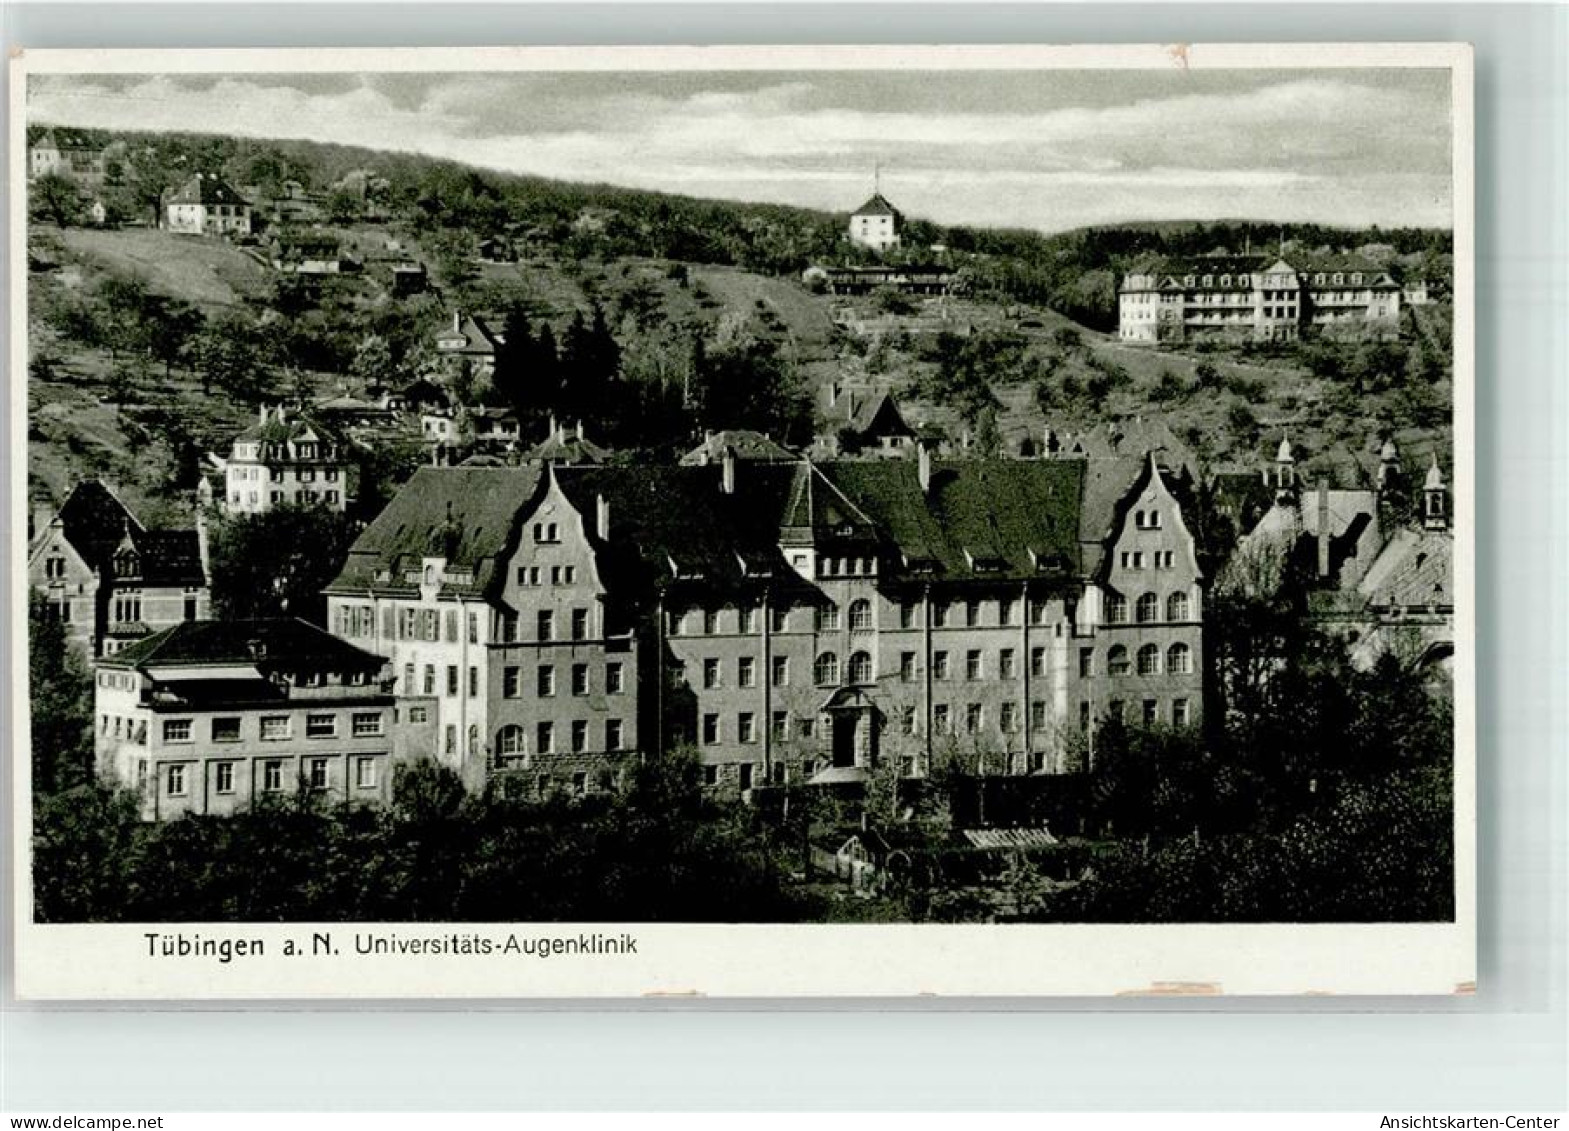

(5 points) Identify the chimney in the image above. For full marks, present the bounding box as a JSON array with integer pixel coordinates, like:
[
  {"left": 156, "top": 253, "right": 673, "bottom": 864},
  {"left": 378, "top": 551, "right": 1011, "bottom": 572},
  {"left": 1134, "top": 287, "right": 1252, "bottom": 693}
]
[
  {"left": 721, "top": 446, "right": 737, "bottom": 495},
  {"left": 259, "top": 404, "right": 267, "bottom": 425},
  {"left": 596, "top": 493, "right": 611, "bottom": 541},
  {"left": 1316, "top": 478, "right": 1331, "bottom": 580},
  {"left": 917, "top": 441, "right": 933, "bottom": 494},
  {"left": 452, "top": 311, "right": 461, "bottom": 333},
  {"left": 575, "top": 419, "right": 584, "bottom": 441}
]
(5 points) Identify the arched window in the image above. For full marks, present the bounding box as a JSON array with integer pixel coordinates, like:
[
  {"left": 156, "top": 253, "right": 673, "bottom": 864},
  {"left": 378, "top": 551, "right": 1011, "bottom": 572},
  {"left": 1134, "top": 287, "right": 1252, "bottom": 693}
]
[
  {"left": 1136, "top": 593, "right": 1160, "bottom": 623},
  {"left": 814, "top": 652, "right": 840, "bottom": 686},
  {"left": 848, "top": 651, "right": 873, "bottom": 685},
  {"left": 1167, "top": 642, "right": 1192, "bottom": 675},
  {"left": 848, "top": 599, "right": 873, "bottom": 632},
  {"left": 496, "top": 725, "right": 526, "bottom": 756},
  {"left": 1108, "top": 645, "right": 1130, "bottom": 676},
  {"left": 1167, "top": 591, "right": 1190, "bottom": 622},
  {"left": 1137, "top": 643, "right": 1161, "bottom": 676},
  {"left": 1104, "top": 593, "right": 1128, "bottom": 624}
]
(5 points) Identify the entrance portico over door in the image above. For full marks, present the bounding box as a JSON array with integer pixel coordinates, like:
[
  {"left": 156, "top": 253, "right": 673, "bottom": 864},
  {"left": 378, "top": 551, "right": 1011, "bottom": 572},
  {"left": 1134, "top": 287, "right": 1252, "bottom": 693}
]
[{"left": 818, "top": 686, "right": 882, "bottom": 773}]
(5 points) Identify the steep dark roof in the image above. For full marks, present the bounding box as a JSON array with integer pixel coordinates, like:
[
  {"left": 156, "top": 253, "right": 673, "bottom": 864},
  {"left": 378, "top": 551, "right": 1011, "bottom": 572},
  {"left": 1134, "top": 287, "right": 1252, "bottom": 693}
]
[
  {"left": 234, "top": 407, "right": 338, "bottom": 447},
  {"left": 822, "top": 460, "right": 1084, "bottom": 582},
  {"left": 852, "top": 193, "right": 901, "bottom": 218},
  {"left": 102, "top": 618, "right": 384, "bottom": 671},
  {"left": 43, "top": 480, "right": 204, "bottom": 585},
  {"left": 168, "top": 174, "right": 248, "bottom": 207},
  {"left": 679, "top": 430, "right": 799, "bottom": 466},
  {"left": 326, "top": 465, "right": 542, "bottom": 596}
]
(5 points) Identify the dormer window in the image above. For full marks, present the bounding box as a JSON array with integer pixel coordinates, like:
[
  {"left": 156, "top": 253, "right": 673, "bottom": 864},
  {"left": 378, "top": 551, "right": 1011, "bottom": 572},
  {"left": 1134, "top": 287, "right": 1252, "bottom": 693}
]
[
  {"left": 1351, "top": 273, "right": 1362, "bottom": 285},
  {"left": 114, "top": 551, "right": 139, "bottom": 576},
  {"left": 298, "top": 443, "right": 316, "bottom": 460},
  {"left": 1220, "top": 274, "right": 1230, "bottom": 287},
  {"left": 1333, "top": 273, "right": 1344, "bottom": 285}
]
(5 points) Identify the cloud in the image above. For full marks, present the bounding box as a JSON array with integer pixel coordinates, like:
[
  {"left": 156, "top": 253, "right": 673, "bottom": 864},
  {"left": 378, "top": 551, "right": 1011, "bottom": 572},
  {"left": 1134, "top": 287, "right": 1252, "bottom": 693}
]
[{"left": 27, "top": 69, "right": 1452, "bottom": 232}]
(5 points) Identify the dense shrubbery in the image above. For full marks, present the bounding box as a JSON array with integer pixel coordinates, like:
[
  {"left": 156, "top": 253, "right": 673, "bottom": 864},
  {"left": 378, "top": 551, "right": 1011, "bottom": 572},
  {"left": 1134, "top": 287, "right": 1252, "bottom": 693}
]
[{"left": 32, "top": 754, "right": 806, "bottom": 923}]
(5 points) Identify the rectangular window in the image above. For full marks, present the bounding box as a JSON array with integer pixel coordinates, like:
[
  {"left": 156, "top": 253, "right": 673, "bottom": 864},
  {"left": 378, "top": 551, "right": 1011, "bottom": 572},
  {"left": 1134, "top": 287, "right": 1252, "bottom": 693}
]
[
  {"left": 423, "top": 665, "right": 436, "bottom": 695},
  {"left": 503, "top": 667, "right": 521, "bottom": 698},
  {"left": 308, "top": 758, "right": 329, "bottom": 790},
  {"left": 933, "top": 651, "right": 949, "bottom": 680},
  {"left": 770, "top": 606, "right": 789, "bottom": 633},
  {"left": 703, "top": 658, "right": 721, "bottom": 690},
  {"left": 1031, "top": 700, "right": 1047, "bottom": 731},
  {"left": 934, "top": 704, "right": 951, "bottom": 734},
  {"left": 1173, "top": 699, "right": 1190, "bottom": 727},
  {"left": 740, "top": 608, "right": 758, "bottom": 634},
  {"left": 215, "top": 762, "right": 235, "bottom": 794},
  {"left": 467, "top": 666, "right": 479, "bottom": 698},
  {"left": 739, "top": 763, "right": 754, "bottom": 791},
  {"left": 798, "top": 717, "right": 816, "bottom": 739},
  {"left": 899, "top": 651, "right": 916, "bottom": 682},
  {"left": 999, "top": 648, "right": 1016, "bottom": 680},
  {"left": 355, "top": 756, "right": 378, "bottom": 789},
  {"left": 262, "top": 760, "right": 284, "bottom": 792},
  {"left": 965, "top": 602, "right": 981, "bottom": 628},
  {"left": 468, "top": 612, "right": 479, "bottom": 644},
  {"left": 260, "top": 716, "right": 290, "bottom": 741},
  {"left": 771, "top": 711, "right": 789, "bottom": 741},
  {"left": 1031, "top": 647, "right": 1047, "bottom": 678},
  {"left": 1143, "top": 699, "right": 1159, "bottom": 727},
  {"left": 166, "top": 764, "right": 187, "bottom": 797},
  {"left": 537, "top": 666, "right": 556, "bottom": 697},
  {"left": 1109, "top": 700, "right": 1125, "bottom": 724},
  {"left": 999, "top": 599, "right": 1016, "bottom": 626},
  {"left": 537, "top": 611, "right": 555, "bottom": 642},
  {"left": 408, "top": 706, "right": 429, "bottom": 724},
  {"left": 444, "top": 726, "right": 456, "bottom": 755},
  {"left": 572, "top": 771, "right": 588, "bottom": 797},
  {"left": 703, "top": 609, "right": 719, "bottom": 635},
  {"left": 306, "top": 713, "right": 336, "bottom": 738},
  {"left": 1079, "top": 702, "right": 1091, "bottom": 733},
  {"left": 738, "top": 713, "right": 756, "bottom": 744},
  {"left": 900, "top": 706, "right": 917, "bottom": 736},
  {"left": 352, "top": 713, "right": 383, "bottom": 738},
  {"left": 212, "top": 717, "right": 241, "bottom": 743},
  {"left": 537, "top": 722, "right": 554, "bottom": 754},
  {"left": 932, "top": 604, "right": 949, "bottom": 629},
  {"left": 446, "top": 665, "right": 459, "bottom": 697},
  {"left": 738, "top": 656, "right": 757, "bottom": 688},
  {"left": 606, "top": 719, "right": 624, "bottom": 751},
  {"left": 771, "top": 656, "right": 789, "bottom": 687},
  {"left": 162, "top": 719, "right": 192, "bottom": 744},
  {"left": 899, "top": 601, "right": 917, "bottom": 629},
  {"left": 1000, "top": 702, "right": 1017, "bottom": 734},
  {"left": 571, "top": 608, "right": 589, "bottom": 641},
  {"left": 965, "top": 703, "right": 983, "bottom": 734},
  {"left": 703, "top": 765, "right": 719, "bottom": 786},
  {"left": 1031, "top": 600, "right": 1050, "bottom": 626},
  {"left": 571, "top": 720, "right": 588, "bottom": 753},
  {"left": 607, "top": 662, "right": 625, "bottom": 694},
  {"left": 444, "top": 610, "right": 458, "bottom": 642},
  {"left": 702, "top": 714, "right": 720, "bottom": 745},
  {"left": 966, "top": 650, "right": 983, "bottom": 681},
  {"left": 571, "top": 664, "right": 589, "bottom": 696},
  {"left": 1079, "top": 648, "right": 1094, "bottom": 678}
]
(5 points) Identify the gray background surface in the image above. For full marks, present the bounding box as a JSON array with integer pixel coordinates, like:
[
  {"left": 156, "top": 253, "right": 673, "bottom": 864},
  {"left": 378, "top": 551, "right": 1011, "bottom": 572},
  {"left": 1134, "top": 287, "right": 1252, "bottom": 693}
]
[{"left": 2, "top": 2, "right": 1565, "bottom": 1113}]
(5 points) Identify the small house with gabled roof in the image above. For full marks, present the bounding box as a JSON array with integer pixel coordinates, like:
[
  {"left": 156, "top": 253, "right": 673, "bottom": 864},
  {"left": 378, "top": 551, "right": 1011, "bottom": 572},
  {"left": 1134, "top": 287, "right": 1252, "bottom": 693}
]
[
  {"left": 165, "top": 173, "right": 252, "bottom": 237},
  {"left": 849, "top": 191, "right": 903, "bottom": 253}
]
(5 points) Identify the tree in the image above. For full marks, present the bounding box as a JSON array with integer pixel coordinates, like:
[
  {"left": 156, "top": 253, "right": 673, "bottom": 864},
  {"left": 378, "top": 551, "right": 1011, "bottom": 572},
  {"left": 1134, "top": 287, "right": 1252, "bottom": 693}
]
[
  {"left": 30, "top": 172, "right": 82, "bottom": 226},
  {"left": 207, "top": 505, "right": 361, "bottom": 624},
  {"left": 349, "top": 334, "right": 397, "bottom": 392},
  {"left": 194, "top": 314, "right": 273, "bottom": 401},
  {"left": 28, "top": 592, "right": 95, "bottom": 799}
]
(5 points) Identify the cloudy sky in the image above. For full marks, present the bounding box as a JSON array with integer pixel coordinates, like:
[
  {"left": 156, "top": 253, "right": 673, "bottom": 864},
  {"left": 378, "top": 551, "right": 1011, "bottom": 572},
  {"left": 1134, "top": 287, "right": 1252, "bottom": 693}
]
[{"left": 29, "top": 68, "right": 1454, "bottom": 232}]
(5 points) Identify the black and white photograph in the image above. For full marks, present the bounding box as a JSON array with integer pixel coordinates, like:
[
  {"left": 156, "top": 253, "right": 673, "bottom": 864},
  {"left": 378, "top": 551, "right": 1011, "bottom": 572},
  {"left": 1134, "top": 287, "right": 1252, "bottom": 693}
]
[{"left": 10, "top": 44, "right": 1473, "bottom": 997}]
